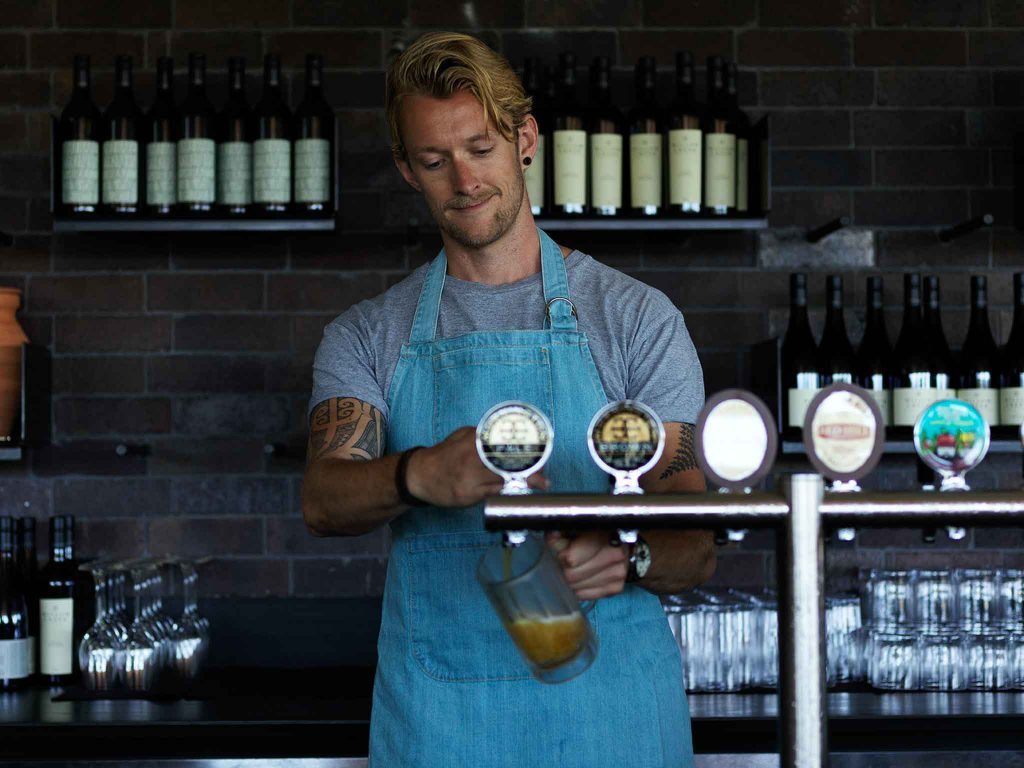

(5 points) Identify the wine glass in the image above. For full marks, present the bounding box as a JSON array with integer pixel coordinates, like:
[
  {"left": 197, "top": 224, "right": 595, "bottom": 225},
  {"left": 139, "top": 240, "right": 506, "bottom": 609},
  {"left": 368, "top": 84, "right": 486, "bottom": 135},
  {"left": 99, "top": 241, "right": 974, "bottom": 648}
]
[
  {"left": 121, "top": 563, "right": 162, "bottom": 692},
  {"left": 77, "top": 562, "right": 125, "bottom": 691},
  {"left": 171, "top": 560, "right": 209, "bottom": 679}
]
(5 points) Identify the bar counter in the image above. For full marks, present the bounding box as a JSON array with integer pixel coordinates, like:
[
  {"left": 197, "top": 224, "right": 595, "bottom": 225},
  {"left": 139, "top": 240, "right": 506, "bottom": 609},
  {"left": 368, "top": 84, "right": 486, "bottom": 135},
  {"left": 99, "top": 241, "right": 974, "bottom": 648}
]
[{"left": 4, "top": 668, "right": 1024, "bottom": 762}]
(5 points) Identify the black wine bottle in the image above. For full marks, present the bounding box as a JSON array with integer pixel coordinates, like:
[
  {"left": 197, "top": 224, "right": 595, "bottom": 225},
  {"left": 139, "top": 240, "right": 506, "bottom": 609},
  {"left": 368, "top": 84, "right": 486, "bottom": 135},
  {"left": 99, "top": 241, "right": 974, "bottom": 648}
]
[
  {"left": 702, "top": 57, "right": 736, "bottom": 217},
  {"left": 891, "top": 274, "right": 935, "bottom": 429},
  {"left": 924, "top": 275, "right": 956, "bottom": 402},
  {"left": 667, "top": 51, "right": 702, "bottom": 216},
  {"left": 957, "top": 275, "right": 1000, "bottom": 427},
  {"left": 253, "top": 53, "right": 292, "bottom": 215},
  {"left": 0, "top": 518, "right": 30, "bottom": 691},
  {"left": 177, "top": 53, "right": 216, "bottom": 215},
  {"left": 59, "top": 54, "right": 101, "bottom": 215},
  {"left": 856, "top": 276, "right": 893, "bottom": 426},
  {"left": 1001, "top": 273, "right": 1024, "bottom": 427},
  {"left": 39, "top": 516, "right": 78, "bottom": 687},
  {"left": 628, "top": 56, "right": 662, "bottom": 217},
  {"left": 293, "top": 53, "right": 334, "bottom": 215},
  {"left": 101, "top": 55, "right": 143, "bottom": 215},
  {"left": 818, "top": 275, "right": 856, "bottom": 387},
  {"left": 521, "top": 57, "right": 548, "bottom": 217},
  {"left": 145, "top": 56, "right": 176, "bottom": 216},
  {"left": 588, "top": 56, "right": 624, "bottom": 218},
  {"left": 552, "top": 52, "right": 587, "bottom": 216},
  {"left": 781, "top": 273, "right": 821, "bottom": 435},
  {"left": 15, "top": 517, "right": 37, "bottom": 681},
  {"left": 217, "top": 57, "right": 252, "bottom": 216},
  {"left": 726, "top": 62, "right": 751, "bottom": 215}
]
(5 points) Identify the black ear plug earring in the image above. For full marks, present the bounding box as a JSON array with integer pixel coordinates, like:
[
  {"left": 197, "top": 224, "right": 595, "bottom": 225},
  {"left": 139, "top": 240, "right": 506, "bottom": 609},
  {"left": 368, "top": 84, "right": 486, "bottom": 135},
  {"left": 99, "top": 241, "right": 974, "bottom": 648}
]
[{"left": 523, "top": 156, "right": 532, "bottom": 166}]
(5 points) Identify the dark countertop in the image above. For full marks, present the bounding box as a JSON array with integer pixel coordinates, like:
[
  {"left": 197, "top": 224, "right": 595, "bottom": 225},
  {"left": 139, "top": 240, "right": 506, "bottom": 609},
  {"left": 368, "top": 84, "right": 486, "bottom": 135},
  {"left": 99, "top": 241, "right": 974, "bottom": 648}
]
[{"left": 4, "top": 669, "right": 1024, "bottom": 760}]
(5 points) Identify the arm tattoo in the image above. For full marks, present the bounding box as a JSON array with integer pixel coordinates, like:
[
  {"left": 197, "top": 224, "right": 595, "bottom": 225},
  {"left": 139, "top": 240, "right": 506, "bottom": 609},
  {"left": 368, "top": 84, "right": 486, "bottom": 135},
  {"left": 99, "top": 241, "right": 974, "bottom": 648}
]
[
  {"left": 307, "top": 398, "right": 386, "bottom": 464},
  {"left": 659, "top": 423, "right": 698, "bottom": 480}
]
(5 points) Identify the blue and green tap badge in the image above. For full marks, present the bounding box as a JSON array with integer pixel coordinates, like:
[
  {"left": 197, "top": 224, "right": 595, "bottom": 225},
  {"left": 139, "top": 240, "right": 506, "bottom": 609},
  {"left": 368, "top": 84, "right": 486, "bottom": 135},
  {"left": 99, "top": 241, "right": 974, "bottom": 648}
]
[{"left": 913, "top": 399, "right": 991, "bottom": 477}]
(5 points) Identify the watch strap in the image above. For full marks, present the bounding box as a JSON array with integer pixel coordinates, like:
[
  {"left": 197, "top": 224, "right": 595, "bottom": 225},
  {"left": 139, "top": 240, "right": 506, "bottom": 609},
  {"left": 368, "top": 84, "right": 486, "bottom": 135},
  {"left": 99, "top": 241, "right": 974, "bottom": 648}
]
[{"left": 396, "top": 446, "right": 428, "bottom": 508}]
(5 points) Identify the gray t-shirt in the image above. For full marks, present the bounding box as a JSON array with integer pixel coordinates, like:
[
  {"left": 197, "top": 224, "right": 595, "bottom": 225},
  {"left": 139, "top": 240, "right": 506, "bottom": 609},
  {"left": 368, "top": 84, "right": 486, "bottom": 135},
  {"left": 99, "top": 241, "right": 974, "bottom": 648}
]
[{"left": 309, "top": 250, "right": 704, "bottom": 431}]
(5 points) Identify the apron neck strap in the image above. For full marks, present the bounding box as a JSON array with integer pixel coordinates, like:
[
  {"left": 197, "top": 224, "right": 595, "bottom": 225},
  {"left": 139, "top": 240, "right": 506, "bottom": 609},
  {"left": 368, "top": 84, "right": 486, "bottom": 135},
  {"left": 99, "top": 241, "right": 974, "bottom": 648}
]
[{"left": 408, "top": 226, "right": 576, "bottom": 343}]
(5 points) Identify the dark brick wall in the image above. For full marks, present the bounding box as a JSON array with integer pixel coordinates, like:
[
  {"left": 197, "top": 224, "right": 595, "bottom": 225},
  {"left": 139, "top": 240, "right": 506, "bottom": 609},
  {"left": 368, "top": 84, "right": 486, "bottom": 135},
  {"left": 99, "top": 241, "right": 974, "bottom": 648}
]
[{"left": 2, "top": 0, "right": 1024, "bottom": 597}]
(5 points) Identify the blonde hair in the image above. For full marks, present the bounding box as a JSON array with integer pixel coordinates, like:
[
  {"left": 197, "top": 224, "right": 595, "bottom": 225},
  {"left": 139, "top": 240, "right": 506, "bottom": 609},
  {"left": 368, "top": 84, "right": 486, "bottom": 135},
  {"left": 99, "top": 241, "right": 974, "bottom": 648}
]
[{"left": 386, "top": 32, "right": 532, "bottom": 161}]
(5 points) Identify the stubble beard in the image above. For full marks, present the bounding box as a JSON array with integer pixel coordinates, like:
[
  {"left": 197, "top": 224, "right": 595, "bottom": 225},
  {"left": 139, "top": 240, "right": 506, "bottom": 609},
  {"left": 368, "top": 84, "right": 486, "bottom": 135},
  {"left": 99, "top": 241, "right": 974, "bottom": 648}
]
[{"left": 432, "top": 166, "right": 525, "bottom": 250}]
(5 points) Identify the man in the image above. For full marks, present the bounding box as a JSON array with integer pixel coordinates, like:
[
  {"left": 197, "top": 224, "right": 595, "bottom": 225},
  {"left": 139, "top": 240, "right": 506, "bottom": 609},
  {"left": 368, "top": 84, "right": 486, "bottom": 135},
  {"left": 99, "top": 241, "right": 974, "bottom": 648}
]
[{"left": 303, "top": 32, "right": 715, "bottom": 767}]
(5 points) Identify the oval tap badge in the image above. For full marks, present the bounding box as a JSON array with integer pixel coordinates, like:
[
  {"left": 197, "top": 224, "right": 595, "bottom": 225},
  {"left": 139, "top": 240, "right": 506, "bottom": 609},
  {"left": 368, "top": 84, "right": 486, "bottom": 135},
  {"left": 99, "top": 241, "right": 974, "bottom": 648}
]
[
  {"left": 587, "top": 400, "right": 665, "bottom": 493},
  {"left": 914, "top": 398, "right": 990, "bottom": 480},
  {"left": 695, "top": 389, "right": 777, "bottom": 492},
  {"left": 476, "top": 401, "right": 553, "bottom": 494},
  {"left": 803, "top": 383, "right": 884, "bottom": 483}
]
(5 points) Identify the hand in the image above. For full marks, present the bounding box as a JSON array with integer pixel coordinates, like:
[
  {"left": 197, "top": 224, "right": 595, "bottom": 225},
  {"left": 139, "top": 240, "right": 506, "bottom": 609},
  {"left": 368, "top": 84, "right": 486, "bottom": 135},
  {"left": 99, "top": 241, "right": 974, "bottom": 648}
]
[
  {"left": 405, "top": 426, "right": 549, "bottom": 508},
  {"left": 546, "top": 531, "right": 630, "bottom": 601}
]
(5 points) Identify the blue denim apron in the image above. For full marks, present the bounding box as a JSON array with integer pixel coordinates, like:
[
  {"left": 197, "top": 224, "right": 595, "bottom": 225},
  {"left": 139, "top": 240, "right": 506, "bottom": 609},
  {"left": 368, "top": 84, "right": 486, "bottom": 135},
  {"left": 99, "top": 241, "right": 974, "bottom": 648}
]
[{"left": 368, "top": 228, "right": 694, "bottom": 767}]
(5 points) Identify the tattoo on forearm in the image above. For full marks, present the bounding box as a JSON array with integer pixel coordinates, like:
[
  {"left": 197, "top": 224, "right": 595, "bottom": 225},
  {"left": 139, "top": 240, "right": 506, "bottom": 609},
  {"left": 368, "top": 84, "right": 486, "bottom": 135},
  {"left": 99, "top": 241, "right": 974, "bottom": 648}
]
[
  {"left": 308, "top": 398, "right": 385, "bottom": 464},
  {"left": 659, "top": 423, "right": 697, "bottom": 480}
]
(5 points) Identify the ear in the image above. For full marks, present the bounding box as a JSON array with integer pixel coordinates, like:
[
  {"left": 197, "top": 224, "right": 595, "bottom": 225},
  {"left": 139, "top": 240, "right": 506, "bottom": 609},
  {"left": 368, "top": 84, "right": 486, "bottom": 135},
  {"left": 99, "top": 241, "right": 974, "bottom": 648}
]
[
  {"left": 518, "top": 115, "right": 540, "bottom": 165},
  {"left": 394, "top": 156, "right": 423, "bottom": 192}
]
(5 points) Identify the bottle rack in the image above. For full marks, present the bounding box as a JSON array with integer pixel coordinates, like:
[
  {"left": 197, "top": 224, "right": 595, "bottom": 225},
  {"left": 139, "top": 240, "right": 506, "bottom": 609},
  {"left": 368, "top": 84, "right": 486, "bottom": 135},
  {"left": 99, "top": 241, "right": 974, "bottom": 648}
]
[
  {"left": 0, "top": 344, "right": 51, "bottom": 461},
  {"left": 49, "top": 118, "right": 339, "bottom": 233}
]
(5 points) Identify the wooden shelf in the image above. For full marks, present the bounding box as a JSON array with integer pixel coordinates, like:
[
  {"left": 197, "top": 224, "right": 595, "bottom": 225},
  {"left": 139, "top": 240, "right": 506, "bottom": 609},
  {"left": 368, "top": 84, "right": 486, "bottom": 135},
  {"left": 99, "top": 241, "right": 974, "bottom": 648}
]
[{"left": 53, "top": 218, "right": 335, "bottom": 233}]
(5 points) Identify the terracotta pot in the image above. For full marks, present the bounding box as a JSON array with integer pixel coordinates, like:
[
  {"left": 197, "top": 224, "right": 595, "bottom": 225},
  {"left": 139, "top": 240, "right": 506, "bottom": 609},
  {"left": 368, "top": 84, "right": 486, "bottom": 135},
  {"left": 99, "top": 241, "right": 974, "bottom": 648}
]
[{"left": 0, "top": 287, "right": 29, "bottom": 440}]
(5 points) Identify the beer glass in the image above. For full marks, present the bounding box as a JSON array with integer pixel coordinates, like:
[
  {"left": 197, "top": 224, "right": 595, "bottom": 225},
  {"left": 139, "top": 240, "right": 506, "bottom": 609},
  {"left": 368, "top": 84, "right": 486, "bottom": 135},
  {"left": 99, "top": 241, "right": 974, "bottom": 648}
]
[{"left": 478, "top": 534, "right": 597, "bottom": 684}]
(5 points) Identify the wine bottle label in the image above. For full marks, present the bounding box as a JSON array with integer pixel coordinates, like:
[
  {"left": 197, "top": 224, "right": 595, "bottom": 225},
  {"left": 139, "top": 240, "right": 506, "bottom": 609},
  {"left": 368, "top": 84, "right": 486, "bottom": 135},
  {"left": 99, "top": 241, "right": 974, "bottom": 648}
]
[
  {"left": 525, "top": 135, "right": 545, "bottom": 209},
  {"left": 630, "top": 133, "right": 662, "bottom": 208},
  {"left": 0, "top": 638, "right": 29, "bottom": 680},
  {"left": 1001, "top": 387, "right": 1024, "bottom": 426},
  {"left": 787, "top": 387, "right": 820, "bottom": 429},
  {"left": 146, "top": 141, "right": 176, "bottom": 206},
  {"left": 590, "top": 133, "right": 623, "bottom": 209},
  {"left": 177, "top": 138, "right": 216, "bottom": 204},
  {"left": 705, "top": 133, "right": 736, "bottom": 209},
  {"left": 61, "top": 140, "right": 99, "bottom": 205},
  {"left": 668, "top": 129, "right": 701, "bottom": 207},
  {"left": 866, "top": 388, "right": 892, "bottom": 427},
  {"left": 736, "top": 137, "right": 749, "bottom": 212},
  {"left": 101, "top": 139, "right": 138, "bottom": 205},
  {"left": 893, "top": 387, "right": 938, "bottom": 427},
  {"left": 957, "top": 388, "right": 999, "bottom": 427},
  {"left": 217, "top": 141, "right": 253, "bottom": 206},
  {"left": 253, "top": 138, "right": 292, "bottom": 204},
  {"left": 936, "top": 388, "right": 956, "bottom": 402},
  {"left": 294, "top": 138, "right": 331, "bottom": 203},
  {"left": 28, "top": 635, "right": 36, "bottom": 675},
  {"left": 553, "top": 129, "right": 586, "bottom": 207},
  {"left": 39, "top": 598, "right": 73, "bottom": 676}
]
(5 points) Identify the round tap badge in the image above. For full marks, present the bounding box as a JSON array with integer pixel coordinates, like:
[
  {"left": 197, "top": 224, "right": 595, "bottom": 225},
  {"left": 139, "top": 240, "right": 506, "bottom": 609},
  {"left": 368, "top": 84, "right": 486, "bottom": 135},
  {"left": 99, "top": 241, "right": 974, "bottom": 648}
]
[
  {"left": 476, "top": 402, "right": 553, "bottom": 489},
  {"left": 587, "top": 401, "right": 665, "bottom": 483},
  {"left": 914, "top": 399, "right": 990, "bottom": 478},
  {"left": 803, "top": 384, "right": 884, "bottom": 483},
  {"left": 695, "top": 390, "right": 777, "bottom": 491}
]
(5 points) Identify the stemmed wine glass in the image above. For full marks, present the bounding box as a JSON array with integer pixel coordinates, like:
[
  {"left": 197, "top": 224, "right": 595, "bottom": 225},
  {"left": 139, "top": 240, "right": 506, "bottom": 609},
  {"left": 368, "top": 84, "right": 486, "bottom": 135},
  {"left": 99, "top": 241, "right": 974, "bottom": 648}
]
[
  {"left": 171, "top": 560, "right": 209, "bottom": 679},
  {"left": 121, "top": 562, "right": 162, "bottom": 692},
  {"left": 77, "top": 561, "right": 126, "bottom": 691}
]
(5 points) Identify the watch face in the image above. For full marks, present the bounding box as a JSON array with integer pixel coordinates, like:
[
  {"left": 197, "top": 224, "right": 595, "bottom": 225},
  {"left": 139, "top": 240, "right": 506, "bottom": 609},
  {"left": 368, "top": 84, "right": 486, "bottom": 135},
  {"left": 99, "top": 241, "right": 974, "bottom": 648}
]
[
  {"left": 589, "top": 401, "right": 663, "bottom": 473},
  {"left": 477, "top": 402, "right": 553, "bottom": 475}
]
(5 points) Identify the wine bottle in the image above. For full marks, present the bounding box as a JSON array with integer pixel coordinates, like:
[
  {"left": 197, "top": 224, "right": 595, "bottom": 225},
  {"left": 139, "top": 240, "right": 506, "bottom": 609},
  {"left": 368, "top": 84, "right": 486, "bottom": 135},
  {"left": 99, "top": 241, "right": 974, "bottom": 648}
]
[
  {"left": 552, "top": 52, "right": 587, "bottom": 216},
  {"left": 667, "top": 51, "right": 702, "bottom": 216},
  {"left": 818, "top": 275, "right": 856, "bottom": 386},
  {"left": 101, "top": 55, "right": 142, "bottom": 215},
  {"left": 0, "top": 518, "right": 30, "bottom": 691},
  {"left": 15, "top": 517, "right": 37, "bottom": 680},
  {"left": 702, "top": 56, "right": 736, "bottom": 217},
  {"left": 957, "top": 275, "right": 1000, "bottom": 427},
  {"left": 146, "top": 56, "right": 176, "bottom": 216},
  {"left": 521, "top": 57, "right": 548, "bottom": 217},
  {"left": 628, "top": 56, "right": 662, "bottom": 217},
  {"left": 892, "top": 274, "right": 935, "bottom": 429},
  {"left": 726, "top": 62, "right": 750, "bottom": 215},
  {"left": 293, "top": 53, "right": 334, "bottom": 215},
  {"left": 59, "top": 54, "right": 101, "bottom": 215},
  {"left": 217, "top": 57, "right": 252, "bottom": 216},
  {"left": 924, "top": 275, "right": 956, "bottom": 402},
  {"left": 253, "top": 53, "right": 292, "bottom": 214},
  {"left": 588, "top": 56, "right": 624, "bottom": 217},
  {"left": 177, "top": 53, "right": 216, "bottom": 215},
  {"left": 39, "top": 516, "right": 78, "bottom": 687},
  {"left": 856, "top": 276, "right": 893, "bottom": 426},
  {"left": 781, "top": 273, "right": 821, "bottom": 435},
  {"left": 1001, "top": 273, "right": 1024, "bottom": 427}
]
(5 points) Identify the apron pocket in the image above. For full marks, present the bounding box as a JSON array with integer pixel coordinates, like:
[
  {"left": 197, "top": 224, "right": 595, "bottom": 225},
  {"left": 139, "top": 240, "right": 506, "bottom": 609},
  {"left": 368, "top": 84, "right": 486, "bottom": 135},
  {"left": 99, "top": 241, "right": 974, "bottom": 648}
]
[{"left": 407, "top": 530, "right": 534, "bottom": 683}]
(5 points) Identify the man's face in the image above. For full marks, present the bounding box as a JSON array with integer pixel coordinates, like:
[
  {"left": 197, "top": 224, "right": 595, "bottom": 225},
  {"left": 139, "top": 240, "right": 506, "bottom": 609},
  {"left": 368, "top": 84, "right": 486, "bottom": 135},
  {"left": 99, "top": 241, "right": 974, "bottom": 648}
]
[{"left": 396, "top": 90, "right": 526, "bottom": 249}]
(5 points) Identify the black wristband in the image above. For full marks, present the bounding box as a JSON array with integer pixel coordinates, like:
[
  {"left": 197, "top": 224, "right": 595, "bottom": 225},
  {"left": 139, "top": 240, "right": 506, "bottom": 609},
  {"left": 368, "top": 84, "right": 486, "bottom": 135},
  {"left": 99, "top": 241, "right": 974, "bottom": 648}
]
[{"left": 396, "top": 446, "right": 428, "bottom": 508}]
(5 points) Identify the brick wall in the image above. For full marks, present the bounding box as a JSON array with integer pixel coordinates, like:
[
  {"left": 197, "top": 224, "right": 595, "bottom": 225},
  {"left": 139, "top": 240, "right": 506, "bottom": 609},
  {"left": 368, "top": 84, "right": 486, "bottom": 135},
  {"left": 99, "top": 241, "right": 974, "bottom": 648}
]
[{"left": 1, "top": 0, "right": 1024, "bottom": 598}]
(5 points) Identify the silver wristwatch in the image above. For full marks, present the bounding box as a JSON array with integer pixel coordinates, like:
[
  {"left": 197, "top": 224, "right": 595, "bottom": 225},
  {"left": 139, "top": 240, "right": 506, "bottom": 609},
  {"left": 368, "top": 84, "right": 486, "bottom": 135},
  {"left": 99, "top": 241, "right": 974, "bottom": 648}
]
[{"left": 627, "top": 535, "right": 652, "bottom": 583}]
